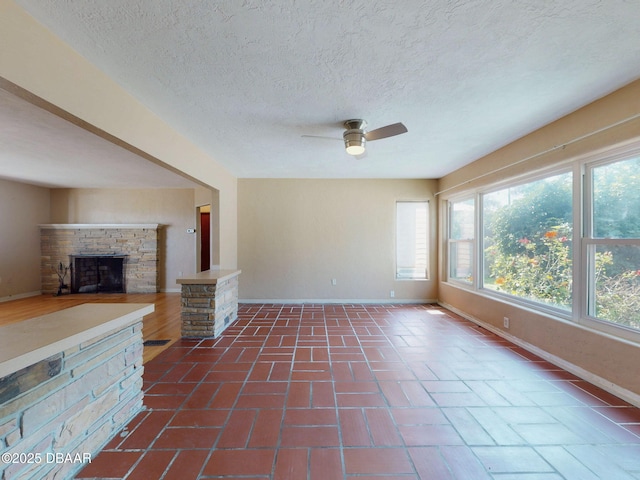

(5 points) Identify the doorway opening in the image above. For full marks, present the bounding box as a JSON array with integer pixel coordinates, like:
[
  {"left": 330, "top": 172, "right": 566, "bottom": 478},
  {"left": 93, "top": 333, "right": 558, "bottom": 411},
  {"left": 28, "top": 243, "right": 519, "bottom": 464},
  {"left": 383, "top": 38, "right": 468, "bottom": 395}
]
[{"left": 198, "top": 204, "right": 211, "bottom": 272}]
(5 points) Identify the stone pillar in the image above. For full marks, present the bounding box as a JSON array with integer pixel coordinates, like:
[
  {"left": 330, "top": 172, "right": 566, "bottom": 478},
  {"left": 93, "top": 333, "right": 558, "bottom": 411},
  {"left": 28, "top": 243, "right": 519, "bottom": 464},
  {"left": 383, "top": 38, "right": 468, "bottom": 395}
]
[{"left": 178, "top": 271, "right": 240, "bottom": 338}]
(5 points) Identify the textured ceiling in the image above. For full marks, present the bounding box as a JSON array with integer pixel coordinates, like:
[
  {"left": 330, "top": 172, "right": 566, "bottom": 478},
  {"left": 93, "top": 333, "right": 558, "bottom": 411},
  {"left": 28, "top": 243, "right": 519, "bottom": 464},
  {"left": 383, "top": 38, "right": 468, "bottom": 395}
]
[{"left": 7, "top": 0, "right": 640, "bottom": 184}]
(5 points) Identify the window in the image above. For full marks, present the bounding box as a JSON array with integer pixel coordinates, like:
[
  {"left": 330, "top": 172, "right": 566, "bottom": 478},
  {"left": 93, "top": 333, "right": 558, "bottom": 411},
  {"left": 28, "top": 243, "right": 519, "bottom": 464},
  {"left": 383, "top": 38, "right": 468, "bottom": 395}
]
[
  {"left": 482, "top": 171, "right": 573, "bottom": 310},
  {"left": 396, "top": 201, "right": 428, "bottom": 279},
  {"left": 445, "top": 143, "right": 640, "bottom": 340},
  {"left": 586, "top": 156, "right": 640, "bottom": 331},
  {"left": 448, "top": 198, "right": 474, "bottom": 283}
]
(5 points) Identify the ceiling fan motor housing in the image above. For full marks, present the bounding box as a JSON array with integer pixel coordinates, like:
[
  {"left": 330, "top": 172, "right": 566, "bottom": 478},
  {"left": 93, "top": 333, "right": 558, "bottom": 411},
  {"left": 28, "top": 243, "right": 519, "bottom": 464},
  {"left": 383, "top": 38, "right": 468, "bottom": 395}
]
[
  {"left": 343, "top": 119, "right": 366, "bottom": 155},
  {"left": 344, "top": 119, "right": 366, "bottom": 131}
]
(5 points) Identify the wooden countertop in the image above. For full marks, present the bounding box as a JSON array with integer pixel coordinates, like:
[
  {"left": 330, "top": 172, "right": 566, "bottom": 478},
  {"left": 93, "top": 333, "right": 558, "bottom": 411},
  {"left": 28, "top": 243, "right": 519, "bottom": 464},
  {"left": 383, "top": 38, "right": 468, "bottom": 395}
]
[
  {"left": 176, "top": 269, "right": 241, "bottom": 285},
  {"left": 0, "top": 303, "right": 154, "bottom": 378}
]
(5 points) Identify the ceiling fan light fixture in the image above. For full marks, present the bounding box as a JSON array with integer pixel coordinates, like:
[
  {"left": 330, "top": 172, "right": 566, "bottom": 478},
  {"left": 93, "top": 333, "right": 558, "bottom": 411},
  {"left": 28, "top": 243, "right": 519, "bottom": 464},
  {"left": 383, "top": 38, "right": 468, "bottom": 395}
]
[
  {"left": 303, "top": 118, "right": 406, "bottom": 157},
  {"left": 344, "top": 130, "right": 366, "bottom": 156}
]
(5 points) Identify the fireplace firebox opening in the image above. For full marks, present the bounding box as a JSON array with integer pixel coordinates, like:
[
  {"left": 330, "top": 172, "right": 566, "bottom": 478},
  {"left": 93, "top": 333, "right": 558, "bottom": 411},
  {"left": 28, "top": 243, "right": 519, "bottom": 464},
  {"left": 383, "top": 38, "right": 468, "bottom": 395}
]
[{"left": 70, "top": 255, "right": 127, "bottom": 293}]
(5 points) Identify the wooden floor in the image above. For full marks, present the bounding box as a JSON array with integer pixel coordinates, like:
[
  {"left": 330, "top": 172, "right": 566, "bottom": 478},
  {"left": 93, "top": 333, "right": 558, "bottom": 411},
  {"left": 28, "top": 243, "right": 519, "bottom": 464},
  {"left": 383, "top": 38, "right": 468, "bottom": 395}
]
[{"left": 0, "top": 292, "right": 182, "bottom": 364}]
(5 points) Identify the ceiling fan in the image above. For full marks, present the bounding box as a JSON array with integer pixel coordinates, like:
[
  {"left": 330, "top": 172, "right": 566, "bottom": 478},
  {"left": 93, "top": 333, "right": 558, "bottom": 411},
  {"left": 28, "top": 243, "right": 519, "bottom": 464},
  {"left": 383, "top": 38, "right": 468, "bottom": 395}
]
[{"left": 303, "top": 119, "right": 408, "bottom": 156}]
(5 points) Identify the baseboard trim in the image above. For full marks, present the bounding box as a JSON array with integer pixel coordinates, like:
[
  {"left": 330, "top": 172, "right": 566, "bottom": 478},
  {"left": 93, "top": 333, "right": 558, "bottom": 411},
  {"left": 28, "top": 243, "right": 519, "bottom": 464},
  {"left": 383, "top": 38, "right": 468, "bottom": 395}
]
[
  {"left": 239, "top": 298, "right": 437, "bottom": 305},
  {"left": 439, "top": 301, "right": 640, "bottom": 408},
  {"left": 0, "top": 291, "right": 42, "bottom": 303}
]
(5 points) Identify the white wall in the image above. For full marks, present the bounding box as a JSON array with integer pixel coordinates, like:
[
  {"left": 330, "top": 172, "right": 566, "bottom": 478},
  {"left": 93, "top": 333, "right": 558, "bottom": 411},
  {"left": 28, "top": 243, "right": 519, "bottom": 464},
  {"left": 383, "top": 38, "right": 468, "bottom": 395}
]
[{"left": 0, "top": 178, "right": 50, "bottom": 299}]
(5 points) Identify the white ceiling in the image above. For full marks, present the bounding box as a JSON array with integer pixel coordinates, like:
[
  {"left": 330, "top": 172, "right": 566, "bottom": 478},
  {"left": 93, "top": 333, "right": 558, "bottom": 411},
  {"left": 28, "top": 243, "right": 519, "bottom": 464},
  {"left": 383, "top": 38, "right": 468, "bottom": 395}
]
[{"left": 5, "top": 0, "right": 640, "bottom": 186}]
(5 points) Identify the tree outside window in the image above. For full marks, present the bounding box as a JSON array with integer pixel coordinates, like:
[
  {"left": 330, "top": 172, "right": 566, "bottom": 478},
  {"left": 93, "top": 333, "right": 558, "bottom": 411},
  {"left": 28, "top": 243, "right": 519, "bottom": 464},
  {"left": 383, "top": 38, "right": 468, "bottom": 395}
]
[
  {"left": 482, "top": 172, "right": 573, "bottom": 310},
  {"left": 589, "top": 156, "right": 640, "bottom": 330}
]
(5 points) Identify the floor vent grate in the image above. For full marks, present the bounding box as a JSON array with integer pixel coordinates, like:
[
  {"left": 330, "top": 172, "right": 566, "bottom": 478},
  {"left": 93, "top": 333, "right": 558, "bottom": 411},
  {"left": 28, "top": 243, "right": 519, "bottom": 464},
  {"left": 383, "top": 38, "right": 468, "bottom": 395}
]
[{"left": 143, "top": 339, "right": 170, "bottom": 346}]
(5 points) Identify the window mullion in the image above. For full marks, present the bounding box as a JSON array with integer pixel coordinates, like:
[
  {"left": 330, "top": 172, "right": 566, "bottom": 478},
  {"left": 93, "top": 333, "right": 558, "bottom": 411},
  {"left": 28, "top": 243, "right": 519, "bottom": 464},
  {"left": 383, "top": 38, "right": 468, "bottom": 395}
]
[{"left": 573, "top": 165, "right": 587, "bottom": 321}]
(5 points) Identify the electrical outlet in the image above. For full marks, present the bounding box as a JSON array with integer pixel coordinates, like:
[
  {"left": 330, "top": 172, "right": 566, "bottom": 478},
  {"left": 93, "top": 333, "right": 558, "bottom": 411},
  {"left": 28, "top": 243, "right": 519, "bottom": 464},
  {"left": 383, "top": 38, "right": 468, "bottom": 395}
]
[
  {"left": 503, "top": 317, "right": 510, "bottom": 329},
  {"left": 390, "top": 290, "right": 395, "bottom": 298},
  {"left": 331, "top": 278, "right": 337, "bottom": 286}
]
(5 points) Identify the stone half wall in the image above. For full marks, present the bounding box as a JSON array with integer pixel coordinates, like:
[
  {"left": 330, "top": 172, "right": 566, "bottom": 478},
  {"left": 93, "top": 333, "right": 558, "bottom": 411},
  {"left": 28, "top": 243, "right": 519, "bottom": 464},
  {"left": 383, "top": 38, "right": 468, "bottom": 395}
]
[
  {"left": 40, "top": 224, "right": 160, "bottom": 294},
  {"left": 181, "top": 275, "right": 240, "bottom": 338},
  {"left": 0, "top": 320, "right": 144, "bottom": 480}
]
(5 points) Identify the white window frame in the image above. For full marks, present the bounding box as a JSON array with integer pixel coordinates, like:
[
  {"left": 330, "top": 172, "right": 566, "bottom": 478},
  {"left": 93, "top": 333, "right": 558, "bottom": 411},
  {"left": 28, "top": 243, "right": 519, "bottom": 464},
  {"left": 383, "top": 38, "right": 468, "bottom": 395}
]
[
  {"left": 395, "top": 200, "right": 429, "bottom": 280},
  {"left": 447, "top": 196, "right": 475, "bottom": 285},
  {"left": 443, "top": 139, "right": 640, "bottom": 344},
  {"left": 580, "top": 152, "right": 640, "bottom": 339},
  {"left": 478, "top": 168, "right": 575, "bottom": 316}
]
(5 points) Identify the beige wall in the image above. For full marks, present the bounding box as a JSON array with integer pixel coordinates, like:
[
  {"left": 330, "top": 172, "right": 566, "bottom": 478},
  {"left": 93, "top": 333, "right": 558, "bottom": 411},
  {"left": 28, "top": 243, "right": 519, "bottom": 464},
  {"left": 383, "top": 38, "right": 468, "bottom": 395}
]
[
  {"left": 238, "top": 179, "right": 437, "bottom": 302},
  {"left": 50, "top": 188, "right": 197, "bottom": 292},
  {"left": 437, "top": 79, "right": 640, "bottom": 402},
  {"left": 0, "top": 0, "right": 237, "bottom": 269},
  {"left": 0, "top": 178, "right": 50, "bottom": 299}
]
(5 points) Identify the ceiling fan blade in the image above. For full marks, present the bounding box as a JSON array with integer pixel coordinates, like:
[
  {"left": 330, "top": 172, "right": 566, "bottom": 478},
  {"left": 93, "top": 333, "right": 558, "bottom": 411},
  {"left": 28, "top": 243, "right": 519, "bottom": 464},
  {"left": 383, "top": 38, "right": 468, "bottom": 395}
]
[
  {"left": 301, "top": 134, "right": 342, "bottom": 141},
  {"left": 364, "top": 122, "right": 407, "bottom": 141}
]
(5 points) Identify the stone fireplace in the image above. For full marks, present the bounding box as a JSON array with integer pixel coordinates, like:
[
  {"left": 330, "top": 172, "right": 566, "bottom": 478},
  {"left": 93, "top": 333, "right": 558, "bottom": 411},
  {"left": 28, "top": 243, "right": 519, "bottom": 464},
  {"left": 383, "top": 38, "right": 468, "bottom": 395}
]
[{"left": 40, "top": 224, "right": 160, "bottom": 294}]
